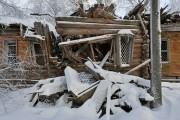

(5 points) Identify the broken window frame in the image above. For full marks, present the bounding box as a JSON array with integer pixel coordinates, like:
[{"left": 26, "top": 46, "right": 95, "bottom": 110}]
[
  {"left": 2, "top": 39, "right": 17, "bottom": 65},
  {"left": 30, "top": 41, "right": 45, "bottom": 66},
  {"left": 161, "top": 38, "right": 169, "bottom": 63}
]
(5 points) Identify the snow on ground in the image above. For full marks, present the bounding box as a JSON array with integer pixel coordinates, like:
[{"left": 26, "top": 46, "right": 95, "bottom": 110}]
[{"left": 1, "top": 82, "right": 180, "bottom": 120}]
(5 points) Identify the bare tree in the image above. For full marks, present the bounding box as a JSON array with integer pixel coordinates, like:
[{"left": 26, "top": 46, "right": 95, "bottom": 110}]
[
  {"left": 170, "top": 0, "right": 180, "bottom": 13},
  {"left": 0, "top": 0, "right": 25, "bottom": 17},
  {"left": 28, "top": 0, "right": 77, "bottom": 17},
  {"left": 150, "top": 0, "right": 162, "bottom": 108}
]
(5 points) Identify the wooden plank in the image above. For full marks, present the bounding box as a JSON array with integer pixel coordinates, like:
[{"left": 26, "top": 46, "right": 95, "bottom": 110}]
[
  {"left": 75, "top": 44, "right": 88, "bottom": 55},
  {"left": 100, "top": 51, "right": 111, "bottom": 67},
  {"left": 89, "top": 44, "right": 95, "bottom": 61},
  {"left": 58, "top": 34, "right": 114, "bottom": 46},
  {"left": 134, "top": 39, "right": 143, "bottom": 44},
  {"left": 113, "top": 39, "right": 117, "bottom": 65},
  {"left": 161, "top": 79, "right": 180, "bottom": 82},
  {"left": 125, "top": 59, "right": 151, "bottom": 75},
  {"left": 56, "top": 17, "right": 140, "bottom": 25},
  {"left": 57, "top": 28, "right": 140, "bottom": 35},
  {"left": 57, "top": 21, "right": 139, "bottom": 29},
  {"left": 115, "top": 33, "right": 121, "bottom": 67}
]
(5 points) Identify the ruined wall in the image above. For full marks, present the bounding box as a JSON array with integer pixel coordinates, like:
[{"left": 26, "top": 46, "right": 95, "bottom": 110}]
[{"left": 56, "top": 17, "right": 149, "bottom": 78}]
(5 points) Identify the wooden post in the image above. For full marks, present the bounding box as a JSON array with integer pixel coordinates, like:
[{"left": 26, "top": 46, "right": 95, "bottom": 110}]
[
  {"left": 125, "top": 59, "right": 151, "bottom": 75},
  {"left": 150, "top": 0, "right": 162, "bottom": 108},
  {"left": 115, "top": 33, "right": 121, "bottom": 67},
  {"left": 89, "top": 44, "right": 95, "bottom": 61}
]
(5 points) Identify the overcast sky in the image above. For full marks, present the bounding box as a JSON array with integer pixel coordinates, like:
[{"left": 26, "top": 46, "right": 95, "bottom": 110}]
[{"left": 18, "top": 0, "right": 170, "bottom": 6}]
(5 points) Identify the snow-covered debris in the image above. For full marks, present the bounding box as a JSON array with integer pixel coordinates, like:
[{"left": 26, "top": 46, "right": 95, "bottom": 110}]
[
  {"left": 65, "top": 66, "right": 93, "bottom": 96},
  {"left": 36, "top": 77, "right": 66, "bottom": 96},
  {"left": 85, "top": 61, "right": 150, "bottom": 87},
  {"left": 28, "top": 61, "right": 153, "bottom": 118},
  {"left": 90, "top": 80, "right": 112, "bottom": 112},
  {"left": 29, "top": 77, "right": 67, "bottom": 106},
  {"left": 24, "top": 29, "right": 45, "bottom": 40},
  {"left": 118, "top": 83, "right": 153, "bottom": 108}
]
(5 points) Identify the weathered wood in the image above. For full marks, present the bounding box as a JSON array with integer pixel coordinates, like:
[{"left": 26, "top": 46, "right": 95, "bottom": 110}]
[
  {"left": 115, "top": 33, "right": 121, "bottom": 67},
  {"left": 56, "top": 17, "right": 140, "bottom": 25},
  {"left": 85, "top": 59, "right": 104, "bottom": 80},
  {"left": 34, "top": 22, "right": 44, "bottom": 36},
  {"left": 89, "top": 44, "right": 95, "bottom": 61},
  {"left": 100, "top": 51, "right": 111, "bottom": 67},
  {"left": 104, "top": 3, "right": 116, "bottom": 12},
  {"left": 137, "top": 13, "right": 148, "bottom": 35},
  {"left": 57, "top": 28, "right": 139, "bottom": 35},
  {"left": 92, "top": 7, "right": 116, "bottom": 19},
  {"left": 71, "top": 53, "right": 83, "bottom": 63},
  {"left": 57, "top": 21, "right": 139, "bottom": 29},
  {"left": 75, "top": 44, "right": 88, "bottom": 55},
  {"left": 113, "top": 39, "right": 117, "bottom": 65},
  {"left": 79, "top": 4, "right": 87, "bottom": 17},
  {"left": 125, "top": 59, "right": 151, "bottom": 75},
  {"left": 161, "top": 79, "right": 180, "bottom": 82},
  {"left": 128, "top": 2, "right": 144, "bottom": 16},
  {"left": 58, "top": 34, "right": 114, "bottom": 46}
]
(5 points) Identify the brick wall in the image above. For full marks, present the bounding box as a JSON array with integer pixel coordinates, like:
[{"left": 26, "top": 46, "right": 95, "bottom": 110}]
[{"left": 162, "top": 31, "right": 180, "bottom": 78}]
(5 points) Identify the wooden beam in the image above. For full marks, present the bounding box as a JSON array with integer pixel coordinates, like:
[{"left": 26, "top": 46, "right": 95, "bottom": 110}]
[
  {"left": 75, "top": 44, "right": 88, "bottom": 55},
  {"left": 57, "top": 21, "right": 139, "bottom": 29},
  {"left": 56, "top": 17, "right": 140, "bottom": 25},
  {"left": 100, "top": 51, "right": 111, "bottom": 67},
  {"left": 89, "top": 44, "right": 95, "bottom": 61},
  {"left": 115, "top": 32, "right": 122, "bottom": 67},
  {"left": 161, "top": 79, "right": 180, "bottom": 82},
  {"left": 58, "top": 34, "right": 114, "bottom": 46},
  {"left": 57, "top": 28, "right": 139, "bottom": 35},
  {"left": 125, "top": 59, "right": 151, "bottom": 75}
]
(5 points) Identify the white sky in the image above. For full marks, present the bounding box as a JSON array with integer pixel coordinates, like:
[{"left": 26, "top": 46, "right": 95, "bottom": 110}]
[{"left": 18, "top": 0, "right": 170, "bottom": 6}]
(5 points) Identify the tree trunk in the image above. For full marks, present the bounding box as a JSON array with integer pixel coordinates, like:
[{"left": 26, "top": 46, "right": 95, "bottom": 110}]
[{"left": 150, "top": 0, "right": 162, "bottom": 108}]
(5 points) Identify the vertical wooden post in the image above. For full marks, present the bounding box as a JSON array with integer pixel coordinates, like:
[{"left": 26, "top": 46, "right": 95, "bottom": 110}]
[
  {"left": 90, "top": 44, "right": 95, "bottom": 61},
  {"left": 150, "top": 0, "right": 162, "bottom": 108},
  {"left": 43, "top": 24, "right": 51, "bottom": 77},
  {"left": 115, "top": 33, "right": 121, "bottom": 67}
]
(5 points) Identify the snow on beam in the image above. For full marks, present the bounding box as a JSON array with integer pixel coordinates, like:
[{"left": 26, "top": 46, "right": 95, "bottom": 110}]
[
  {"left": 55, "top": 17, "right": 140, "bottom": 25},
  {"left": 117, "top": 29, "right": 134, "bottom": 35},
  {"left": 57, "top": 21, "right": 138, "bottom": 29},
  {"left": 58, "top": 34, "right": 114, "bottom": 46},
  {"left": 125, "top": 59, "right": 151, "bottom": 75},
  {"left": 57, "top": 28, "right": 139, "bottom": 35}
]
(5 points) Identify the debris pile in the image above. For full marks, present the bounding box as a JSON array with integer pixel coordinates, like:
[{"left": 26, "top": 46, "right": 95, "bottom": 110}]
[
  {"left": 71, "top": 3, "right": 117, "bottom": 19},
  {"left": 29, "top": 60, "right": 153, "bottom": 117}
]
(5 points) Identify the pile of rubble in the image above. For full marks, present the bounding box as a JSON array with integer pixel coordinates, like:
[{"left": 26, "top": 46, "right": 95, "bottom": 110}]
[
  {"left": 71, "top": 3, "right": 117, "bottom": 19},
  {"left": 29, "top": 60, "right": 153, "bottom": 117}
]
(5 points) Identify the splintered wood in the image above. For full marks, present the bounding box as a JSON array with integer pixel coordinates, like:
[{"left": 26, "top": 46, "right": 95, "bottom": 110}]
[{"left": 55, "top": 8, "right": 149, "bottom": 78}]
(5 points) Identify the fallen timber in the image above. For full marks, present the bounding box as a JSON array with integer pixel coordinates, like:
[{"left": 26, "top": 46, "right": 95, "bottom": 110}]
[
  {"left": 56, "top": 16, "right": 150, "bottom": 78},
  {"left": 59, "top": 34, "right": 114, "bottom": 46}
]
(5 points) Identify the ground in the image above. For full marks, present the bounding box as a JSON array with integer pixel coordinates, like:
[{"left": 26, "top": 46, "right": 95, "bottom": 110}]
[{"left": 0, "top": 82, "right": 180, "bottom": 120}]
